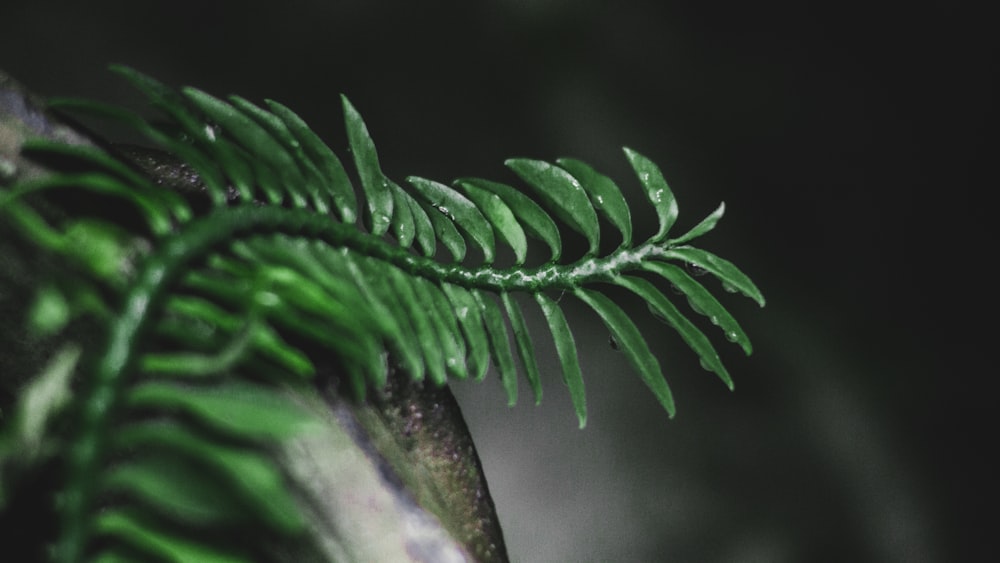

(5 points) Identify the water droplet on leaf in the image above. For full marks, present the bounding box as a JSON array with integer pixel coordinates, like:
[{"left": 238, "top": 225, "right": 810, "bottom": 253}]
[
  {"left": 609, "top": 334, "right": 620, "bottom": 351},
  {"left": 647, "top": 303, "right": 669, "bottom": 324},
  {"left": 688, "top": 298, "right": 704, "bottom": 315},
  {"left": 685, "top": 262, "right": 708, "bottom": 277}
]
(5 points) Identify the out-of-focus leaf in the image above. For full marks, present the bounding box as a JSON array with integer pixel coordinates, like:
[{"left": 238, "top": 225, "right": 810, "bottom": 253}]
[{"left": 126, "top": 380, "right": 316, "bottom": 440}]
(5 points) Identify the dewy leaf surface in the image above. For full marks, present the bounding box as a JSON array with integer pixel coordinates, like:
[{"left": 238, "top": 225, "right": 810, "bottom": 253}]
[
  {"left": 406, "top": 176, "right": 495, "bottom": 263},
  {"left": 557, "top": 157, "right": 633, "bottom": 248},
  {"left": 506, "top": 158, "right": 600, "bottom": 255},
  {"left": 455, "top": 177, "right": 562, "bottom": 261},
  {"left": 342, "top": 95, "right": 393, "bottom": 235},
  {"left": 613, "top": 275, "right": 733, "bottom": 388},
  {"left": 456, "top": 180, "right": 529, "bottom": 264},
  {"left": 643, "top": 261, "right": 753, "bottom": 355},
  {"left": 662, "top": 247, "right": 766, "bottom": 307},
  {"left": 442, "top": 283, "right": 491, "bottom": 381},
  {"left": 624, "top": 147, "right": 679, "bottom": 242}
]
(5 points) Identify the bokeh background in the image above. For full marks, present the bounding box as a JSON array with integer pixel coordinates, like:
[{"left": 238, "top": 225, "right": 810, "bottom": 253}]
[{"left": 3, "top": 1, "right": 992, "bottom": 561}]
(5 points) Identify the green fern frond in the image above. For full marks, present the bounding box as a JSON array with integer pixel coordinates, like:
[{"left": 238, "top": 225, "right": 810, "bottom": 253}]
[{"left": 1, "top": 66, "right": 763, "bottom": 562}]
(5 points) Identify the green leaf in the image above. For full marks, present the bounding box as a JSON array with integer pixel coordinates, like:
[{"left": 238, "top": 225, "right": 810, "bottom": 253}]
[
  {"left": 330, "top": 249, "right": 422, "bottom": 382},
  {"left": 557, "top": 157, "right": 633, "bottom": 248},
  {"left": 11, "top": 172, "right": 174, "bottom": 236},
  {"left": 535, "top": 293, "right": 586, "bottom": 427},
  {"left": 19, "top": 140, "right": 192, "bottom": 225},
  {"left": 102, "top": 455, "right": 248, "bottom": 526},
  {"left": 163, "top": 296, "right": 314, "bottom": 379},
  {"left": 391, "top": 183, "right": 436, "bottom": 256},
  {"left": 506, "top": 158, "right": 600, "bottom": 255},
  {"left": 342, "top": 95, "right": 393, "bottom": 235},
  {"left": 185, "top": 88, "right": 306, "bottom": 207},
  {"left": 265, "top": 99, "right": 358, "bottom": 223},
  {"left": 412, "top": 277, "right": 467, "bottom": 380},
  {"left": 126, "top": 380, "right": 316, "bottom": 440},
  {"left": 456, "top": 177, "right": 561, "bottom": 261},
  {"left": 455, "top": 179, "right": 529, "bottom": 264},
  {"left": 574, "top": 288, "right": 675, "bottom": 417},
  {"left": 441, "top": 283, "right": 491, "bottom": 381},
  {"left": 230, "top": 96, "right": 330, "bottom": 213},
  {"left": 501, "top": 292, "right": 543, "bottom": 405},
  {"left": 472, "top": 290, "right": 518, "bottom": 401},
  {"left": 661, "top": 246, "right": 766, "bottom": 307},
  {"left": 387, "top": 266, "right": 446, "bottom": 385},
  {"left": 388, "top": 180, "right": 416, "bottom": 248},
  {"left": 139, "top": 319, "right": 258, "bottom": 377},
  {"left": 668, "top": 202, "right": 725, "bottom": 246},
  {"left": 420, "top": 198, "right": 466, "bottom": 262},
  {"left": 614, "top": 275, "right": 732, "bottom": 388},
  {"left": 114, "top": 422, "right": 305, "bottom": 535},
  {"left": 47, "top": 95, "right": 230, "bottom": 203},
  {"left": 95, "top": 509, "right": 251, "bottom": 563},
  {"left": 407, "top": 176, "right": 496, "bottom": 263},
  {"left": 623, "top": 147, "right": 678, "bottom": 242},
  {"left": 643, "top": 261, "right": 753, "bottom": 354}
]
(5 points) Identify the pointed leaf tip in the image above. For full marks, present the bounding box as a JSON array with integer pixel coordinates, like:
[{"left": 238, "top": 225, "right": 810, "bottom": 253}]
[
  {"left": 342, "top": 95, "right": 393, "bottom": 236},
  {"left": 669, "top": 202, "right": 726, "bottom": 246},
  {"left": 535, "top": 293, "right": 586, "bottom": 427},
  {"left": 623, "top": 147, "right": 679, "bottom": 242},
  {"left": 662, "top": 247, "right": 766, "bottom": 308}
]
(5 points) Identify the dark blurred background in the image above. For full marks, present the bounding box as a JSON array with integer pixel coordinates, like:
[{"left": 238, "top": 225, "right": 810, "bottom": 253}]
[{"left": 2, "top": 1, "right": 992, "bottom": 561}]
